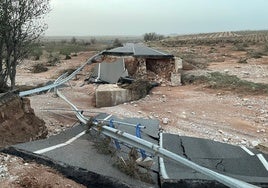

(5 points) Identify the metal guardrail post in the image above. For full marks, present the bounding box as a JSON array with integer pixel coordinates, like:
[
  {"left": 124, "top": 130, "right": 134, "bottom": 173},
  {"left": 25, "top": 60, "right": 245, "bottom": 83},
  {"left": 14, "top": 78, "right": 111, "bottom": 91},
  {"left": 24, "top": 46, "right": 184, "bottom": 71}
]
[
  {"left": 109, "top": 119, "right": 121, "bottom": 150},
  {"left": 135, "top": 123, "right": 147, "bottom": 159}
]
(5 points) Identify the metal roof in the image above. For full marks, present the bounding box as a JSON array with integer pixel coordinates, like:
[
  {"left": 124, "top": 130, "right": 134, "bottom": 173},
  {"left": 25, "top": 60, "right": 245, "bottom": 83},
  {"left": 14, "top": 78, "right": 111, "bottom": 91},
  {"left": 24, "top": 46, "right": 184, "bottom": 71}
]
[{"left": 104, "top": 43, "right": 174, "bottom": 58}]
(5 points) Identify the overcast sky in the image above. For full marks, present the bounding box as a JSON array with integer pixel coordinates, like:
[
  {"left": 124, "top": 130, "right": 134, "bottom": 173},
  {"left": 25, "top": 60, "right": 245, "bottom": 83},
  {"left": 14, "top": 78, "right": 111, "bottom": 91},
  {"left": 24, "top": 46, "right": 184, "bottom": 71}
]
[{"left": 45, "top": 0, "right": 268, "bottom": 36}]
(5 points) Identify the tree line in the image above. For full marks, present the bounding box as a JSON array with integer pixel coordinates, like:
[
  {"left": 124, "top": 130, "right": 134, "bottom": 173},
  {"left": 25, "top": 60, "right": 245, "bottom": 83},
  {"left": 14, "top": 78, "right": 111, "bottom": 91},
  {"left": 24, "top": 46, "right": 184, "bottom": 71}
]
[
  {"left": 0, "top": 0, "right": 50, "bottom": 91},
  {"left": 143, "top": 32, "right": 164, "bottom": 42}
]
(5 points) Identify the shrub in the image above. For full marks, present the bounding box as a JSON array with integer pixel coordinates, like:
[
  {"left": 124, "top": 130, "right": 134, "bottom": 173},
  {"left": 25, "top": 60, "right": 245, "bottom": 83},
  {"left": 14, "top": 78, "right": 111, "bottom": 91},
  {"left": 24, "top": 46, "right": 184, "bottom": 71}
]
[
  {"left": 113, "top": 38, "right": 123, "bottom": 47},
  {"left": 237, "top": 57, "right": 248, "bottom": 64},
  {"left": 182, "top": 71, "right": 268, "bottom": 94},
  {"left": 233, "top": 43, "right": 248, "bottom": 51},
  {"left": 65, "top": 55, "right": 71, "bottom": 60},
  {"left": 144, "top": 32, "right": 164, "bottom": 42},
  {"left": 31, "top": 64, "right": 48, "bottom": 73},
  {"left": 248, "top": 51, "right": 263, "bottom": 59},
  {"left": 46, "top": 54, "right": 60, "bottom": 66}
]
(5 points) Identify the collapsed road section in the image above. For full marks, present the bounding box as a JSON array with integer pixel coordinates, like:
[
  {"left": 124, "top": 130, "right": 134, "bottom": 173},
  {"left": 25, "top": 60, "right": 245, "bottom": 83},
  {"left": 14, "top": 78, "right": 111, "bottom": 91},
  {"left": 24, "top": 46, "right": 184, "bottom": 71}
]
[{"left": 6, "top": 50, "right": 268, "bottom": 187}]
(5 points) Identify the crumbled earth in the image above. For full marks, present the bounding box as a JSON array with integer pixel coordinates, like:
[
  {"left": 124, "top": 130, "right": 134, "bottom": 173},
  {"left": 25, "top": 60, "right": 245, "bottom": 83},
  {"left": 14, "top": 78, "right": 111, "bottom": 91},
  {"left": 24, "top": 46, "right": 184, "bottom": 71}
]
[
  {"left": 0, "top": 153, "right": 85, "bottom": 188},
  {"left": 0, "top": 94, "right": 47, "bottom": 148},
  {"left": 0, "top": 42, "right": 268, "bottom": 187}
]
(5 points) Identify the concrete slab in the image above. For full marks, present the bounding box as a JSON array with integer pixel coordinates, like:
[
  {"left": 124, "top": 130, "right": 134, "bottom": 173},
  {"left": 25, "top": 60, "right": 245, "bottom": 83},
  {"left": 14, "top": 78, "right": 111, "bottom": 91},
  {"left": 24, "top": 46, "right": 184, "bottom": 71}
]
[{"left": 160, "top": 133, "right": 268, "bottom": 188}]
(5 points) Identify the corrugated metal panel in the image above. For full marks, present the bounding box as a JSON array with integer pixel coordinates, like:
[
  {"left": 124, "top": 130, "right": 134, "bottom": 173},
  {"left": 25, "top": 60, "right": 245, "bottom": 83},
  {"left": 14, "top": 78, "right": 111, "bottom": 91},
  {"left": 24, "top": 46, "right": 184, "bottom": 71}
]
[{"left": 92, "top": 58, "right": 128, "bottom": 83}]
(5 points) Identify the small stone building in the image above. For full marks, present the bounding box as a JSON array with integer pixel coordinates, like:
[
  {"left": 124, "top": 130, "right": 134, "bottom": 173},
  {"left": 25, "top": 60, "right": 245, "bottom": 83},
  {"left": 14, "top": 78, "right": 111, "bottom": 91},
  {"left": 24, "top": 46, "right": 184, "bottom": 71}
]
[
  {"left": 102, "top": 43, "right": 182, "bottom": 86},
  {"left": 95, "top": 43, "right": 182, "bottom": 107}
]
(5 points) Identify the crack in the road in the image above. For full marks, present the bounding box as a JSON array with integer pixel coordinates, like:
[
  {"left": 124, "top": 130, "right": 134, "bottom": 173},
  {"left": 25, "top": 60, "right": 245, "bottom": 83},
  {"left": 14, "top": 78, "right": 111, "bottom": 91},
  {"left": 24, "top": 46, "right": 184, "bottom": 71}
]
[
  {"left": 215, "top": 159, "right": 225, "bottom": 172},
  {"left": 179, "top": 138, "right": 191, "bottom": 160}
]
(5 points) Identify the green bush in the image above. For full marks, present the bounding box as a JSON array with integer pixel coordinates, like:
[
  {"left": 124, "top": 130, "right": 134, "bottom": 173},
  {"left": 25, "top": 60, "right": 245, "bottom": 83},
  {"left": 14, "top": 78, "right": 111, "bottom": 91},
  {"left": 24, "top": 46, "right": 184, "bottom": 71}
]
[
  {"left": 248, "top": 51, "right": 263, "bottom": 59},
  {"left": 28, "top": 44, "right": 43, "bottom": 60},
  {"left": 46, "top": 54, "right": 60, "bottom": 66}
]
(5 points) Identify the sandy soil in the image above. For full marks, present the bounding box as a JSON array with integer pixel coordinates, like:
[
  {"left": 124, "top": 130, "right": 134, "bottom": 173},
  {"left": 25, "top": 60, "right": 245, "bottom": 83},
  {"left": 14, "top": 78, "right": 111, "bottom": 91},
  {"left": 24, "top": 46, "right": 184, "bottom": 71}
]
[{"left": 1, "top": 43, "right": 268, "bottom": 187}]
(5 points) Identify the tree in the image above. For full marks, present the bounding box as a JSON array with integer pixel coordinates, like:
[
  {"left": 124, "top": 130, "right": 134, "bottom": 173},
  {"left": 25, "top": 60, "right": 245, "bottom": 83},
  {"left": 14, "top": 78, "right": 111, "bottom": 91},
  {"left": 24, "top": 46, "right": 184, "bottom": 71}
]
[
  {"left": 113, "top": 38, "right": 122, "bottom": 47},
  {"left": 0, "top": 0, "right": 50, "bottom": 90},
  {"left": 90, "top": 38, "right": 97, "bottom": 45},
  {"left": 143, "top": 32, "right": 164, "bottom": 42},
  {"left": 71, "top": 36, "right": 77, "bottom": 44}
]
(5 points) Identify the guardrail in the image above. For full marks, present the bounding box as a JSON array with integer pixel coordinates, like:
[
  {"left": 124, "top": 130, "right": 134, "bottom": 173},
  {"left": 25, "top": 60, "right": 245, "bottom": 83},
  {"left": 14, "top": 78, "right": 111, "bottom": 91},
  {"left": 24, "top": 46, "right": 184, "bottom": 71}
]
[
  {"left": 19, "top": 51, "right": 104, "bottom": 97},
  {"left": 54, "top": 86, "right": 259, "bottom": 188}
]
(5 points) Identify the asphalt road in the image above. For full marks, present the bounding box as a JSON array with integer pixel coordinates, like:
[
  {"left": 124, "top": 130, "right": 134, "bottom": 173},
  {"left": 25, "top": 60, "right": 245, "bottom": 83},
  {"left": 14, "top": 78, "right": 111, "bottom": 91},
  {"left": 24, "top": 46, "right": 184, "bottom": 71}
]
[
  {"left": 160, "top": 133, "right": 268, "bottom": 188},
  {"left": 7, "top": 114, "right": 160, "bottom": 188},
  {"left": 3, "top": 113, "right": 268, "bottom": 187}
]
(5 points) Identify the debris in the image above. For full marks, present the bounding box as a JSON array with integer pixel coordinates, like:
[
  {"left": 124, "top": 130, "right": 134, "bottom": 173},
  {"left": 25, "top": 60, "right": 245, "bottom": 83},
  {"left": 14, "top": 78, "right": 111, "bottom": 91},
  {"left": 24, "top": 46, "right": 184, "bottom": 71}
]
[{"left": 136, "top": 157, "right": 154, "bottom": 168}]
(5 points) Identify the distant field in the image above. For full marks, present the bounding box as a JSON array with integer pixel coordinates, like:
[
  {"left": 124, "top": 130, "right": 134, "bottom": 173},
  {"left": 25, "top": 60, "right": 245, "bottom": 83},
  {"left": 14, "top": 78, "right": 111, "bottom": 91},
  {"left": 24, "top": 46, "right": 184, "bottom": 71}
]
[
  {"left": 164, "top": 30, "right": 268, "bottom": 45},
  {"left": 42, "top": 35, "right": 143, "bottom": 44}
]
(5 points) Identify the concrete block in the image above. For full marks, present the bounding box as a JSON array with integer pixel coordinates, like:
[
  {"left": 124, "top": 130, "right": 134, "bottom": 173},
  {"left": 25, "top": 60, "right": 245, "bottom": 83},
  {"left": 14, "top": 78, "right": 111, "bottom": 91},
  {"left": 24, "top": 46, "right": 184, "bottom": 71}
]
[
  {"left": 171, "top": 73, "right": 181, "bottom": 86},
  {"left": 174, "top": 57, "right": 183, "bottom": 73},
  {"left": 96, "top": 84, "right": 131, "bottom": 107}
]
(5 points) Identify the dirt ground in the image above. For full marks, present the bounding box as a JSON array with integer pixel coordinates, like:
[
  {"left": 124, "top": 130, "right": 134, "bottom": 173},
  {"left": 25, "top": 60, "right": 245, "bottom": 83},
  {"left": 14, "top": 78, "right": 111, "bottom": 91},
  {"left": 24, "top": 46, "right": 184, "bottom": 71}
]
[{"left": 1, "top": 42, "right": 268, "bottom": 187}]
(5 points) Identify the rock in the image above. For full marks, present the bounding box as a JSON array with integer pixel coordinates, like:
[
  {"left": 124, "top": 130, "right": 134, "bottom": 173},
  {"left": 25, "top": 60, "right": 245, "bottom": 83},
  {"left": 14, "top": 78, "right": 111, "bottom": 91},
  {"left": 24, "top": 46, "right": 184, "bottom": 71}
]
[
  {"left": 148, "top": 115, "right": 154, "bottom": 119},
  {"left": 242, "top": 71, "right": 250, "bottom": 75},
  {"left": 162, "top": 118, "right": 169, "bottom": 125},
  {"left": 240, "top": 140, "right": 247, "bottom": 145},
  {"left": 218, "top": 130, "right": 224, "bottom": 134},
  {"left": 261, "top": 129, "right": 266, "bottom": 133},
  {"left": 242, "top": 98, "right": 249, "bottom": 102},
  {"left": 222, "top": 138, "right": 229, "bottom": 142},
  {"left": 251, "top": 141, "right": 259, "bottom": 147},
  {"left": 138, "top": 111, "right": 142, "bottom": 114}
]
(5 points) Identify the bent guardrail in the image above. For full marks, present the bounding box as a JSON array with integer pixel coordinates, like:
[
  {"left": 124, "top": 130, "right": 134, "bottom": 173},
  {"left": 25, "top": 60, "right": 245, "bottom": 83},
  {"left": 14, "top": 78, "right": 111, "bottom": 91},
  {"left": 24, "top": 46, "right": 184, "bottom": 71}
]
[
  {"left": 19, "top": 51, "right": 104, "bottom": 97},
  {"left": 54, "top": 86, "right": 259, "bottom": 188},
  {"left": 21, "top": 51, "right": 259, "bottom": 188}
]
